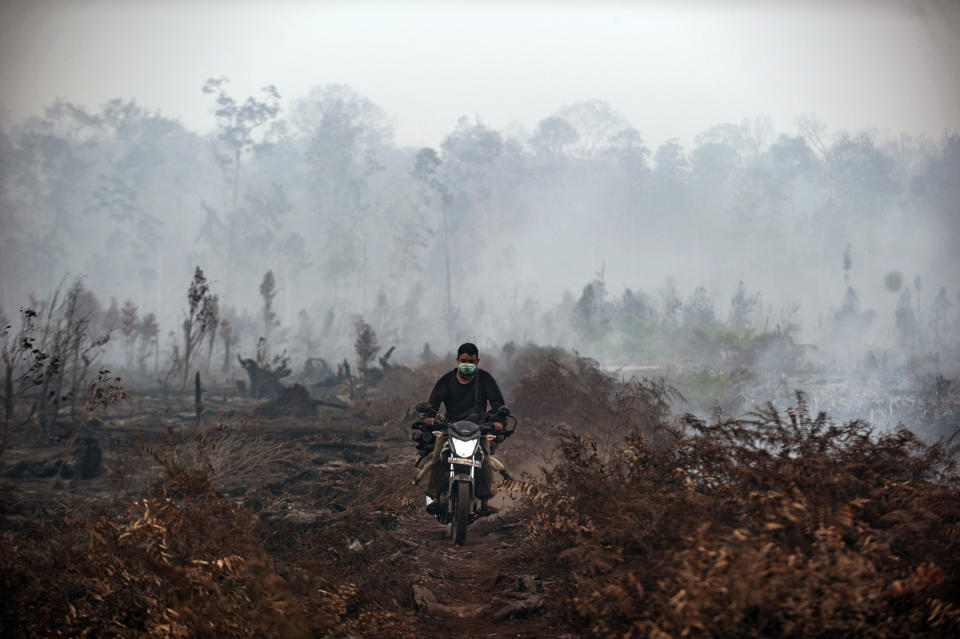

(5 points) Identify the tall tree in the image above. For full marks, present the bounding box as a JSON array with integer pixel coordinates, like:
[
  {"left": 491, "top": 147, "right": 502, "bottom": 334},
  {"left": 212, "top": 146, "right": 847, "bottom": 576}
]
[
  {"left": 550, "top": 99, "right": 633, "bottom": 159},
  {"left": 119, "top": 299, "right": 138, "bottom": 370},
  {"left": 728, "top": 281, "right": 760, "bottom": 333},
  {"left": 293, "top": 84, "right": 390, "bottom": 303},
  {"left": 530, "top": 116, "right": 579, "bottom": 158},
  {"left": 202, "top": 77, "right": 281, "bottom": 298},
  {"left": 137, "top": 312, "right": 159, "bottom": 375},
  {"left": 413, "top": 147, "right": 454, "bottom": 335},
  {"left": 259, "top": 270, "right": 279, "bottom": 344},
  {"left": 912, "top": 133, "right": 960, "bottom": 284}
]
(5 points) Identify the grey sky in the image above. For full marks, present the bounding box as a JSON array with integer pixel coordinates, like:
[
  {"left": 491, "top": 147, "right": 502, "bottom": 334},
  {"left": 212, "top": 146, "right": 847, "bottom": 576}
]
[{"left": 1, "top": 0, "right": 958, "bottom": 149}]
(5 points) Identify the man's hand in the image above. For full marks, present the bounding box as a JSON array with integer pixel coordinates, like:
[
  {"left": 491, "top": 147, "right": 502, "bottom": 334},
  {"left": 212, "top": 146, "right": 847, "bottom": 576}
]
[
  {"left": 492, "top": 421, "right": 503, "bottom": 431},
  {"left": 425, "top": 417, "right": 435, "bottom": 426}
]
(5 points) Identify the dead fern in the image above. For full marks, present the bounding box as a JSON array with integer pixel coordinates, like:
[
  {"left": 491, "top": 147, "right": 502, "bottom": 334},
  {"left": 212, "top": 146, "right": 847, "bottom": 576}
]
[{"left": 511, "top": 390, "right": 960, "bottom": 638}]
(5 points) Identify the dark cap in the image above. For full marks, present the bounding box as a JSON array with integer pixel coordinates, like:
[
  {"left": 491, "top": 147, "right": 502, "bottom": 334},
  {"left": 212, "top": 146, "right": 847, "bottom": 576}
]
[{"left": 457, "top": 342, "right": 479, "bottom": 357}]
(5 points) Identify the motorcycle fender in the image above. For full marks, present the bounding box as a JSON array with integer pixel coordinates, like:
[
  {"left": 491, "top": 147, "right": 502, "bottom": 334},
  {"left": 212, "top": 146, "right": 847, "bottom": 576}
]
[{"left": 446, "top": 477, "right": 474, "bottom": 513}]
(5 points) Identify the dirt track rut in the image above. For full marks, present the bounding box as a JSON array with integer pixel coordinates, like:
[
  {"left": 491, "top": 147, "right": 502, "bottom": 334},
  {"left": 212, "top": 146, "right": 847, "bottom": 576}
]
[{"left": 397, "top": 510, "right": 553, "bottom": 638}]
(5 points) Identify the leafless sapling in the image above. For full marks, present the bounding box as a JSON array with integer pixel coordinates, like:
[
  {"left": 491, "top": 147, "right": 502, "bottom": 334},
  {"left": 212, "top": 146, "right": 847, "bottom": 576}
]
[
  {"left": 49, "top": 369, "right": 127, "bottom": 487},
  {"left": 34, "top": 279, "right": 110, "bottom": 431},
  {"left": 1, "top": 308, "right": 56, "bottom": 458},
  {"left": 181, "top": 267, "right": 218, "bottom": 391}
]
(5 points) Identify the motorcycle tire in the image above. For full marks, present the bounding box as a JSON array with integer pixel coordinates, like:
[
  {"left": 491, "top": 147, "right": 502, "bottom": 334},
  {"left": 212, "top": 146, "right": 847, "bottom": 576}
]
[{"left": 451, "top": 482, "right": 470, "bottom": 545}]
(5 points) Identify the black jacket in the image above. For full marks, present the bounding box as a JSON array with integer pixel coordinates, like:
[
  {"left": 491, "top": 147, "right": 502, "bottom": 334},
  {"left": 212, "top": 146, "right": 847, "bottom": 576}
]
[{"left": 428, "top": 369, "right": 505, "bottom": 423}]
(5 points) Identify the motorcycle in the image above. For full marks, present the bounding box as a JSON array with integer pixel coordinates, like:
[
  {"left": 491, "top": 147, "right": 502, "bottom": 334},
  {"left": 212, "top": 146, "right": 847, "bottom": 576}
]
[{"left": 411, "top": 402, "right": 513, "bottom": 545}]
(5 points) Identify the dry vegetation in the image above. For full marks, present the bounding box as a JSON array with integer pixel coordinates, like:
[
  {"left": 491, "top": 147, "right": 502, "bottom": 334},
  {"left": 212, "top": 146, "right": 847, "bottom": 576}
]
[
  {"left": 506, "top": 375, "right": 960, "bottom": 638},
  {"left": 1, "top": 426, "right": 425, "bottom": 638},
  {"left": 1, "top": 345, "right": 958, "bottom": 638},
  {"left": 2, "top": 462, "right": 317, "bottom": 638}
]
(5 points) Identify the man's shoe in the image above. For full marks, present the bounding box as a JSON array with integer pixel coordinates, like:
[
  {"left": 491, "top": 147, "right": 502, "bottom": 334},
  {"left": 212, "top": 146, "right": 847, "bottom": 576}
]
[
  {"left": 477, "top": 504, "right": 499, "bottom": 517},
  {"left": 426, "top": 498, "right": 442, "bottom": 516}
]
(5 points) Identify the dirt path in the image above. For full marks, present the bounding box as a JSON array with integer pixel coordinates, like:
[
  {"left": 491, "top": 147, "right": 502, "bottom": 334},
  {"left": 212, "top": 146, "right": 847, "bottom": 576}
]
[{"left": 397, "top": 510, "right": 553, "bottom": 639}]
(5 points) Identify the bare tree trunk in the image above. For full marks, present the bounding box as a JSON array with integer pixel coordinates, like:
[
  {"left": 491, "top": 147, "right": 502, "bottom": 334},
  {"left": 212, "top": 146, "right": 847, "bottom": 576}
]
[
  {"left": 442, "top": 194, "right": 453, "bottom": 342},
  {"left": 181, "top": 322, "right": 193, "bottom": 392},
  {"left": 204, "top": 327, "right": 217, "bottom": 377},
  {"left": 1, "top": 362, "right": 13, "bottom": 458},
  {"left": 362, "top": 225, "right": 368, "bottom": 310},
  {"left": 222, "top": 338, "right": 231, "bottom": 375},
  {"left": 226, "top": 147, "right": 241, "bottom": 301},
  {"left": 68, "top": 328, "right": 83, "bottom": 428},
  {"left": 232, "top": 148, "right": 241, "bottom": 221},
  {"left": 3, "top": 362, "right": 12, "bottom": 424},
  {"left": 194, "top": 371, "right": 203, "bottom": 420}
]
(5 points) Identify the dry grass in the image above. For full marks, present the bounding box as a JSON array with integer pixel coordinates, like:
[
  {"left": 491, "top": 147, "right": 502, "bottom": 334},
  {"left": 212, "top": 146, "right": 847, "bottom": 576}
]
[
  {"left": 354, "top": 366, "right": 439, "bottom": 425},
  {"left": 1, "top": 461, "right": 320, "bottom": 638},
  {"left": 153, "top": 420, "right": 286, "bottom": 494},
  {"left": 511, "top": 348, "right": 682, "bottom": 450},
  {"left": 4, "top": 351, "right": 958, "bottom": 638},
  {"left": 1, "top": 442, "right": 426, "bottom": 638},
  {"left": 509, "top": 386, "right": 960, "bottom": 638}
]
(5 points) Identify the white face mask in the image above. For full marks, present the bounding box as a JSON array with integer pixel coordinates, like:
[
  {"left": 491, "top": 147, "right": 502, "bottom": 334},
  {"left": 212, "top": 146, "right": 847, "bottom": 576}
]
[{"left": 458, "top": 362, "right": 477, "bottom": 378}]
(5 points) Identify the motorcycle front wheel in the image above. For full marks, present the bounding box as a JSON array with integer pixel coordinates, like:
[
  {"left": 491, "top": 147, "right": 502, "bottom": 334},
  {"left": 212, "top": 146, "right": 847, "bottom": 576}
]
[{"left": 451, "top": 481, "right": 470, "bottom": 545}]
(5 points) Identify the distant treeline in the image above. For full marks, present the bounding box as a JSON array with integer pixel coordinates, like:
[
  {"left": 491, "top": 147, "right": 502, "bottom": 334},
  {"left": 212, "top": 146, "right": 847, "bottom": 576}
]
[{"left": 1, "top": 84, "right": 957, "bottom": 366}]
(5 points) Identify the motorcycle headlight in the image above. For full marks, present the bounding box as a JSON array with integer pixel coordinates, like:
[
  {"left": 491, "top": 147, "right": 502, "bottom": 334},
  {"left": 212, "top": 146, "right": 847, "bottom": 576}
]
[{"left": 451, "top": 438, "right": 478, "bottom": 458}]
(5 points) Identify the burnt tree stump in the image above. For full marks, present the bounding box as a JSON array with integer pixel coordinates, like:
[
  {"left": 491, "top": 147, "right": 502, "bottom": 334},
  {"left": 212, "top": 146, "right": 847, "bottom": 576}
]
[{"left": 237, "top": 355, "right": 291, "bottom": 398}]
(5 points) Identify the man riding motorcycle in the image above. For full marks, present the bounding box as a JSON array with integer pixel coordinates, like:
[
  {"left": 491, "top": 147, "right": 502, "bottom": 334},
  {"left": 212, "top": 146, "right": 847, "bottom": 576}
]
[{"left": 422, "top": 342, "right": 505, "bottom": 517}]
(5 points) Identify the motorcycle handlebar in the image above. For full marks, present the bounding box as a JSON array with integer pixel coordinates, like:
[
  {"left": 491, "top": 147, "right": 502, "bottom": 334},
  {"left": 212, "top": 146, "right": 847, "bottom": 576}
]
[
  {"left": 413, "top": 404, "right": 512, "bottom": 435},
  {"left": 415, "top": 417, "right": 500, "bottom": 435}
]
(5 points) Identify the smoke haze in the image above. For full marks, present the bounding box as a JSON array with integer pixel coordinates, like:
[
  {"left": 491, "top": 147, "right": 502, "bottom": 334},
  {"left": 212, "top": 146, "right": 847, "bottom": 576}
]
[{"left": 1, "top": 1, "right": 958, "bottom": 428}]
